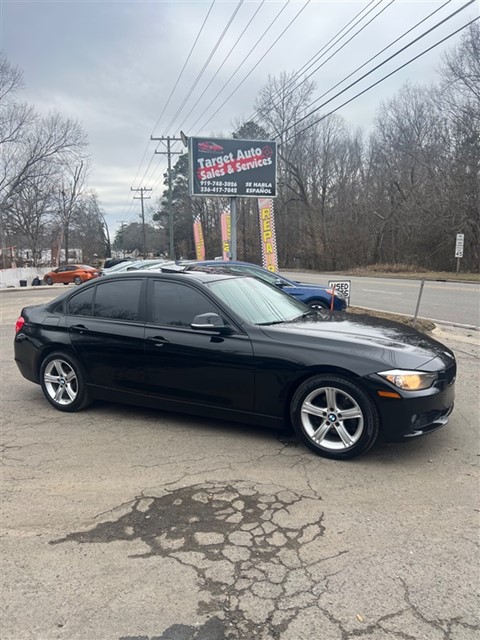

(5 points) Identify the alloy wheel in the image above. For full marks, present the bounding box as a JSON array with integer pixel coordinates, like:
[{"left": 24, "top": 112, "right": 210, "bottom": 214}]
[
  {"left": 300, "top": 385, "right": 364, "bottom": 451},
  {"left": 43, "top": 359, "right": 78, "bottom": 406}
]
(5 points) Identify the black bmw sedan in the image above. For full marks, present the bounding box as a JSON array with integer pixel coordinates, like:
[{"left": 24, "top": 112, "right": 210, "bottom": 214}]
[{"left": 14, "top": 270, "right": 456, "bottom": 460}]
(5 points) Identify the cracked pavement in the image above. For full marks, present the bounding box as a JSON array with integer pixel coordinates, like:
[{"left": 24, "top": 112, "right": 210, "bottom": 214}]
[{"left": 1, "top": 290, "right": 479, "bottom": 639}]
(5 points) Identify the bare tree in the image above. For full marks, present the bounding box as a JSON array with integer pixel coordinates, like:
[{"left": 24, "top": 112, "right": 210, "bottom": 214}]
[
  {"left": 55, "top": 159, "right": 89, "bottom": 262},
  {"left": 6, "top": 169, "right": 57, "bottom": 266}
]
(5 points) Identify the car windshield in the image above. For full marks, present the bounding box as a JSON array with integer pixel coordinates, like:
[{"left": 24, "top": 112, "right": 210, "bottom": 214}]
[
  {"left": 206, "top": 276, "right": 308, "bottom": 325},
  {"left": 240, "top": 265, "right": 293, "bottom": 287},
  {"left": 104, "top": 261, "right": 137, "bottom": 272}
]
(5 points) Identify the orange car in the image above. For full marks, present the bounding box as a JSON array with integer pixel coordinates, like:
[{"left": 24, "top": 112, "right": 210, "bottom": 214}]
[{"left": 44, "top": 264, "right": 101, "bottom": 286}]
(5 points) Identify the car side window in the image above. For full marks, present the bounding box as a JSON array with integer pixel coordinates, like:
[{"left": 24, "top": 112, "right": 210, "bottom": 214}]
[
  {"left": 151, "top": 281, "right": 217, "bottom": 327},
  {"left": 68, "top": 287, "right": 94, "bottom": 316},
  {"left": 93, "top": 279, "right": 142, "bottom": 321}
]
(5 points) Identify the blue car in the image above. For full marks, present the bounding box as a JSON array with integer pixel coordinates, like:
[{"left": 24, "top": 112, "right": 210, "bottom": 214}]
[{"left": 183, "top": 260, "right": 347, "bottom": 311}]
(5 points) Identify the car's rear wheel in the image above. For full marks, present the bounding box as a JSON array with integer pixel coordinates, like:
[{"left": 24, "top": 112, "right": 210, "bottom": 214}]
[
  {"left": 308, "top": 299, "right": 329, "bottom": 310},
  {"left": 40, "top": 352, "right": 91, "bottom": 412},
  {"left": 73, "top": 276, "right": 82, "bottom": 285},
  {"left": 45, "top": 276, "right": 53, "bottom": 285},
  {"left": 290, "top": 374, "right": 379, "bottom": 459}
]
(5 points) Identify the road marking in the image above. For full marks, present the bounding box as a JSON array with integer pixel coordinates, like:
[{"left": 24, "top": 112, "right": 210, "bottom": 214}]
[
  {"left": 283, "top": 274, "right": 479, "bottom": 292},
  {"left": 361, "top": 289, "right": 402, "bottom": 295},
  {"left": 357, "top": 280, "right": 479, "bottom": 291}
]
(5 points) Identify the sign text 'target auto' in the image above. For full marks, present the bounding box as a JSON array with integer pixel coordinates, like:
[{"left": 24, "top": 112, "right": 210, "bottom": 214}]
[{"left": 189, "top": 137, "right": 277, "bottom": 198}]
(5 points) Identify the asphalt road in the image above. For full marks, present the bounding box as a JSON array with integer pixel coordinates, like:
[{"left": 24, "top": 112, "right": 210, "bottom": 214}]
[
  {"left": 282, "top": 271, "right": 480, "bottom": 329},
  {"left": 1, "top": 288, "right": 479, "bottom": 639}
]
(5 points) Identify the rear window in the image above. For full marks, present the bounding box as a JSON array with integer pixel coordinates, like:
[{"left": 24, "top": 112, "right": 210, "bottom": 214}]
[
  {"left": 67, "top": 287, "right": 94, "bottom": 316},
  {"left": 93, "top": 279, "right": 142, "bottom": 321}
]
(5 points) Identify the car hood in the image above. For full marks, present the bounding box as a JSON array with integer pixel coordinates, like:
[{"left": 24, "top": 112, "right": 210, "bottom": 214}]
[
  {"left": 290, "top": 281, "right": 328, "bottom": 291},
  {"left": 258, "top": 312, "right": 454, "bottom": 370}
]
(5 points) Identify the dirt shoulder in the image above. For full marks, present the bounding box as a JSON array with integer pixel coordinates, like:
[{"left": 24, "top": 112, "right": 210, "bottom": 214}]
[
  {"left": 347, "top": 306, "right": 435, "bottom": 333},
  {"left": 288, "top": 266, "right": 480, "bottom": 283}
]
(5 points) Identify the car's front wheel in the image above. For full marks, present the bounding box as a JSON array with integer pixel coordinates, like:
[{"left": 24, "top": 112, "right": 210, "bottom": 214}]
[
  {"left": 290, "top": 374, "right": 379, "bottom": 459},
  {"left": 40, "top": 352, "right": 91, "bottom": 412},
  {"left": 308, "top": 299, "right": 329, "bottom": 310},
  {"left": 73, "top": 276, "right": 82, "bottom": 285},
  {"left": 45, "top": 276, "right": 53, "bottom": 285}
]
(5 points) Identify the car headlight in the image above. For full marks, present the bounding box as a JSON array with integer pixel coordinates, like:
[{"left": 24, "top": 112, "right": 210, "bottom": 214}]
[
  {"left": 378, "top": 370, "right": 437, "bottom": 391},
  {"left": 326, "top": 288, "right": 345, "bottom": 299}
]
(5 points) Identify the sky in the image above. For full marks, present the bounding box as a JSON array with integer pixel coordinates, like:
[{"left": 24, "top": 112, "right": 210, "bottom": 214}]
[{"left": 1, "top": 0, "right": 477, "bottom": 238}]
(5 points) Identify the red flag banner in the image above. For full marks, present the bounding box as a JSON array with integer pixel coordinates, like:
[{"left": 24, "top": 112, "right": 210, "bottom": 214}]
[
  {"left": 193, "top": 216, "right": 205, "bottom": 260},
  {"left": 220, "top": 210, "right": 231, "bottom": 260},
  {"left": 258, "top": 198, "right": 278, "bottom": 272}
]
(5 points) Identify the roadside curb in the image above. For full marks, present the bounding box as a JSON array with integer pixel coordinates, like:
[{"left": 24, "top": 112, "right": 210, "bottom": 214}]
[
  {"left": 351, "top": 305, "right": 479, "bottom": 333},
  {"left": 0, "top": 285, "right": 62, "bottom": 293}
]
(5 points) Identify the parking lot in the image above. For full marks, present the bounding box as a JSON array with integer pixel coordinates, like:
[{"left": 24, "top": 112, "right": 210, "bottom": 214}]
[{"left": 1, "top": 288, "right": 479, "bottom": 640}]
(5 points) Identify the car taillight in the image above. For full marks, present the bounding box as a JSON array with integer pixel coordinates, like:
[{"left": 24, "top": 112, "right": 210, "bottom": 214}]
[{"left": 15, "top": 316, "right": 25, "bottom": 333}]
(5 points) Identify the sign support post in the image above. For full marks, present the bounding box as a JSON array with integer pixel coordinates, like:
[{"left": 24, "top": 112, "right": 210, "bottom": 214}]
[{"left": 230, "top": 197, "right": 237, "bottom": 261}]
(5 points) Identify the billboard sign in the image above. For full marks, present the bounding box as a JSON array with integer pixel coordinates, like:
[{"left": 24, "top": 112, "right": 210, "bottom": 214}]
[{"left": 189, "top": 137, "right": 277, "bottom": 198}]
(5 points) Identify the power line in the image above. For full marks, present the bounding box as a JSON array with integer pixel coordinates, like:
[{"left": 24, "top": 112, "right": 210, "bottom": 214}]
[
  {"left": 306, "top": 0, "right": 453, "bottom": 113},
  {"left": 153, "top": 0, "right": 216, "bottom": 138},
  {"left": 247, "top": 0, "right": 386, "bottom": 124},
  {"left": 269, "top": 0, "right": 396, "bottom": 113},
  {"left": 180, "top": 0, "right": 293, "bottom": 135},
  {"left": 175, "top": 0, "right": 267, "bottom": 134},
  {"left": 283, "top": 16, "right": 479, "bottom": 145},
  {"left": 140, "top": 0, "right": 246, "bottom": 191},
  {"left": 136, "top": 1, "right": 224, "bottom": 189},
  {"left": 122, "top": 0, "right": 215, "bottom": 222},
  {"left": 191, "top": 0, "right": 311, "bottom": 135},
  {"left": 279, "top": 0, "right": 380, "bottom": 93},
  {"left": 162, "top": 0, "right": 245, "bottom": 136},
  {"left": 281, "top": 0, "right": 476, "bottom": 137}
]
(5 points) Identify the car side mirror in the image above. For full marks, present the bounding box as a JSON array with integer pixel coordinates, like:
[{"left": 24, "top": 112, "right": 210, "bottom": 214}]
[
  {"left": 274, "top": 279, "right": 286, "bottom": 288},
  {"left": 191, "top": 313, "right": 232, "bottom": 333}
]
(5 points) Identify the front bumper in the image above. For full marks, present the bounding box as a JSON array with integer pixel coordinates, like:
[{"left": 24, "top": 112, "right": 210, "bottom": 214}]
[{"left": 365, "top": 371, "right": 455, "bottom": 442}]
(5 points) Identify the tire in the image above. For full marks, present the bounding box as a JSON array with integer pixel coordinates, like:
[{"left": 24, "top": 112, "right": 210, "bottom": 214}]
[
  {"left": 308, "top": 299, "right": 329, "bottom": 310},
  {"left": 290, "top": 374, "right": 379, "bottom": 460},
  {"left": 45, "top": 276, "right": 53, "bottom": 286},
  {"left": 73, "top": 276, "right": 82, "bottom": 285},
  {"left": 40, "top": 352, "right": 91, "bottom": 412}
]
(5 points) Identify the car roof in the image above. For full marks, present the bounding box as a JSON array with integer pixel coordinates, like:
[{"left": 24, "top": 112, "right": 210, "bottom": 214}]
[
  {"left": 183, "top": 260, "right": 252, "bottom": 266},
  {"left": 103, "top": 269, "right": 238, "bottom": 284}
]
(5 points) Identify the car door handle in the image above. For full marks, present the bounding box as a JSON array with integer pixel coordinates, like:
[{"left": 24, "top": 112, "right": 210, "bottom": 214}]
[
  {"left": 70, "top": 324, "right": 89, "bottom": 334},
  {"left": 146, "top": 336, "right": 169, "bottom": 347}
]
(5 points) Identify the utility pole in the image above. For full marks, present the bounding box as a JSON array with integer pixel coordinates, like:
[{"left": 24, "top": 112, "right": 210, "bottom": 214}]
[
  {"left": 131, "top": 187, "right": 152, "bottom": 258},
  {"left": 151, "top": 136, "right": 182, "bottom": 259},
  {"left": 119, "top": 222, "right": 126, "bottom": 257}
]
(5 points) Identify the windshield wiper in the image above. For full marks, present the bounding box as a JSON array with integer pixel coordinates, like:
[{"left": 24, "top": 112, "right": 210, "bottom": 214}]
[
  {"left": 257, "top": 320, "right": 286, "bottom": 326},
  {"left": 295, "top": 309, "right": 319, "bottom": 320}
]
